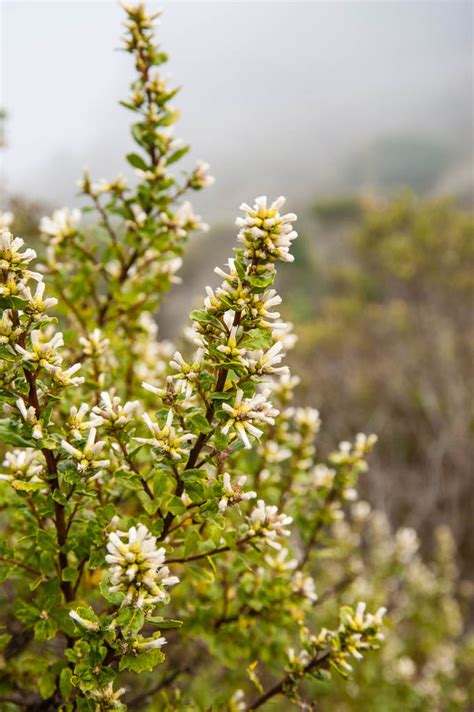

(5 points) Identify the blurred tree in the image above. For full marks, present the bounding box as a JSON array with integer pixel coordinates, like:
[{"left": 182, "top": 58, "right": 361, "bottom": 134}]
[{"left": 292, "top": 192, "right": 474, "bottom": 574}]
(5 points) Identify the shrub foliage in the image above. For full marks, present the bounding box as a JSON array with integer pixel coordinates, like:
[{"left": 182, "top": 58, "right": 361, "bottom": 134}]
[{"left": 0, "top": 4, "right": 471, "bottom": 711}]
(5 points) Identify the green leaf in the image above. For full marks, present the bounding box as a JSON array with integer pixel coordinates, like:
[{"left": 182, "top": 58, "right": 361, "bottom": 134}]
[
  {"left": 0, "top": 295, "right": 28, "bottom": 310},
  {"left": 213, "top": 429, "right": 229, "bottom": 451},
  {"left": 248, "top": 272, "right": 274, "bottom": 290},
  {"left": 0, "top": 346, "right": 18, "bottom": 363},
  {"left": 234, "top": 258, "right": 247, "bottom": 279},
  {"left": 184, "top": 528, "right": 201, "bottom": 558},
  {"left": 209, "top": 392, "right": 233, "bottom": 402},
  {"left": 240, "top": 328, "right": 273, "bottom": 350},
  {"left": 126, "top": 152, "right": 149, "bottom": 171},
  {"left": 166, "top": 495, "right": 186, "bottom": 516},
  {"left": 183, "top": 480, "right": 205, "bottom": 502},
  {"left": 34, "top": 616, "right": 58, "bottom": 642},
  {"left": 59, "top": 667, "right": 73, "bottom": 700},
  {"left": 52, "top": 489, "right": 68, "bottom": 505},
  {"left": 12, "top": 480, "right": 46, "bottom": 492},
  {"left": 87, "top": 550, "right": 105, "bottom": 571},
  {"left": 71, "top": 606, "right": 100, "bottom": 628},
  {"left": 188, "top": 413, "right": 211, "bottom": 434},
  {"left": 151, "top": 50, "right": 168, "bottom": 66},
  {"left": 0, "top": 387, "right": 17, "bottom": 401},
  {"left": 39, "top": 669, "right": 56, "bottom": 700},
  {"left": 181, "top": 468, "right": 207, "bottom": 481},
  {"left": 131, "top": 122, "right": 149, "bottom": 149},
  {"left": 116, "top": 607, "right": 145, "bottom": 635},
  {"left": 142, "top": 495, "right": 162, "bottom": 515},
  {"left": 147, "top": 617, "right": 183, "bottom": 629},
  {"left": 119, "top": 648, "right": 165, "bottom": 673},
  {"left": 0, "top": 418, "right": 36, "bottom": 447},
  {"left": 247, "top": 661, "right": 264, "bottom": 693},
  {"left": 99, "top": 578, "right": 123, "bottom": 606},
  {"left": 190, "top": 309, "right": 223, "bottom": 330},
  {"left": 166, "top": 146, "right": 189, "bottom": 165},
  {"left": 62, "top": 567, "right": 78, "bottom": 583},
  {"left": 187, "top": 563, "right": 215, "bottom": 583}
]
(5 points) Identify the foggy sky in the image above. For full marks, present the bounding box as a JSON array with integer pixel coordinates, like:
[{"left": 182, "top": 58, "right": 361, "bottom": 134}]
[{"left": 1, "top": 1, "right": 472, "bottom": 219}]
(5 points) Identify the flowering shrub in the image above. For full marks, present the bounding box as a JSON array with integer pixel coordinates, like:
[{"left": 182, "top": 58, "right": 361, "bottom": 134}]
[{"left": 4, "top": 3, "right": 470, "bottom": 710}]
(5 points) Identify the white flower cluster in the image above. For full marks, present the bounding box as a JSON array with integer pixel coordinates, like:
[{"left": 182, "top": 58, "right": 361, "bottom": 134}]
[
  {"left": 106, "top": 524, "right": 179, "bottom": 608},
  {"left": 189, "top": 160, "right": 215, "bottom": 190},
  {"left": 15, "top": 397, "right": 43, "bottom": 440},
  {"left": 236, "top": 196, "right": 298, "bottom": 263},
  {"left": 0, "top": 448, "right": 44, "bottom": 485},
  {"left": 218, "top": 473, "right": 256, "bottom": 512},
  {"left": 221, "top": 389, "right": 279, "bottom": 449},
  {"left": 249, "top": 499, "right": 293, "bottom": 550},
  {"left": 330, "top": 433, "right": 378, "bottom": 466},
  {"left": 161, "top": 201, "right": 209, "bottom": 236},
  {"left": 92, "top": 391, "right": 139, "bottom": 428},
  {"left": 0, "top": 230, "right": 84, "bottom": 394},
  {"left": 88, "top": 683, "right": 126, "bottom": 710},
  {"left": 264, "top": 547, "right": 298, "bottom": 573},
  {"left": 0, "top": 309, "right": 22, "bottom": 345},
  {"left": 78, "top": 329, "right": 111, "bottom": 389},
  {"left": 79, "top": 328, "right": 110, "bottom": 359},
  {"left": 0, "top": 229, "right": 37, "bottom": 276},
  {"left": 206, "top": 260, "right": 285, "bottom": 331},
  {"left": 135, "top": 410, "right": 194, "bottom": 460},
  {"left": 311, "top": 463, "right": 336, "bottom": 489},
  {"left": 167, "top": 348, "right": 204, "bottom": 399},
  {"left": 296, "top": 602, "right": 387, "bottom": 677},
  {"left": 246, "top": 341, "right": 288, "bottom": 377},
  {"left": 20, "top": 281, "right": 57, "bottom": 313},
  {"left": 339, "top": 602, "right": 387, "bottom": 659},
  {"left": 68, "top": 403, "right": 104, "bottom": 440},
  {"left": 291, "top": 570, "right": 318, "bottom": 603},
  {"left": 39, "top": 207, "right": 81, "bottom": 246},
  {"left": 61, "top": 428, "right": 110, "bottom": 474},
  {"left": 290, "top": 406, "right": 321, "bottom": 433},
  {"left": 86, "top": 174, "right": 127, "bottom": 197},
  {"left": 15, "top": 330, "right": 83, "bottom": 388}
]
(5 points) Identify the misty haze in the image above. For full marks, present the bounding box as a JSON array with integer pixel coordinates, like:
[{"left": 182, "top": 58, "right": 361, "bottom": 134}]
[{"left": 1, "top": 0, "right": 472, "bottom": 219}]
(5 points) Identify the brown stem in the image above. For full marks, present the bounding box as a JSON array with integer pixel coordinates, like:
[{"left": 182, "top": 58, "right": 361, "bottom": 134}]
[
  {"left": 116, "top": 433, "right": 154, "bottom": 501},
  {"left": 127, "top": 666, "right": 191, "bottom": 709},
  {"left": 0, "top": 556, "right": 40, "bottom": 576},
  {"left": 159, "top": 367, "right": 228, "bottom": 541},
  {"left": 298, "top": 488, "right": 338, "bottom": 569},
  {"left": 92, "top": 194, "right": 123, "bottom": 265},
  {"left": 65, "top": 499, "right": 81, "bottom": 535},
  {"left": 54, "top": 282, "right": 89, "bottom": 332},
  {"left": 247, "top": 651, "right": 331, "bottom": 710},
  {"left": 166, "top": 534, "right": 254, "bottom": 564},
  {"left": 72, "top": 558, "right": 87, "bottom": 598},
  {"left": 23, "top": 367, "right": 73, "bottom": 602}
]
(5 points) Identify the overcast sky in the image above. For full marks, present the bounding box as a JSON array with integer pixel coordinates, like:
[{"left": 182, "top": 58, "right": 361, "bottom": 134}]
[{"left": 1, "top": 1, "right": 472, "bottom": 219}]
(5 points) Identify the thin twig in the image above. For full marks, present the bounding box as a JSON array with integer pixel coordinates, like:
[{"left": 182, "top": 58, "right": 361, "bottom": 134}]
[
  {"left": 0, "top": 555, "right": 40, "bottom": 576},
  {"left": 247, "top": 652, "right": 331, "bottom": 710}
]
